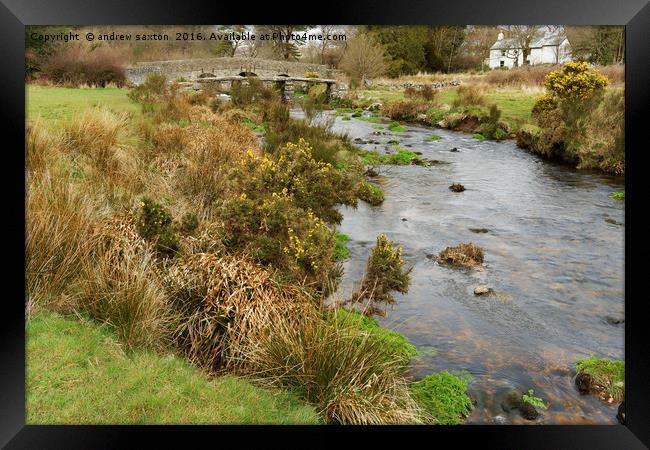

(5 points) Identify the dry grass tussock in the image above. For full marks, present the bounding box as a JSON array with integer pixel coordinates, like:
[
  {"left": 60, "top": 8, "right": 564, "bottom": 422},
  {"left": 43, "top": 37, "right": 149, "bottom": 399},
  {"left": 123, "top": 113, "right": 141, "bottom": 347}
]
[
  {"left": 243, "top": 311, "right": 424, "bottom": 424},
  {"left": 77, "top": 211, "right": 173, "bottom": 350},
  {"left": 437, "top": 243, "right": 485, "bottom": 269},
  {"left": 62, "top": 108, "right": 143, "bottom": 197},
  {"left": 26, "top": 171, "right": 95, "bottom": 311},
  {"left": 147, "top": 107, "right": 261, "bottom": 210},
  {"left": 163, "top": 253, "right": 316, "bottom": 373}
]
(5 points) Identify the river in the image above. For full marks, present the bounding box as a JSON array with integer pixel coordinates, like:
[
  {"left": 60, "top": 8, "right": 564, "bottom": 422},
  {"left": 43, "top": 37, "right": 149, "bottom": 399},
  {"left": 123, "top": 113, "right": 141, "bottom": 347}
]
[{"left": 292, "top": 109, "right": 625, "bottom": 424}]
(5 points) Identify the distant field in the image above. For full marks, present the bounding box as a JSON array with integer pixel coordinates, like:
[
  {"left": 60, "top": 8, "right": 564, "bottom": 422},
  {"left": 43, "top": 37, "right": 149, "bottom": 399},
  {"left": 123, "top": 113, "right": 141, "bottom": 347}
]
[
  {"left": 27, "top": 312, "right": 320, "bottom": 424},
  {"left": 27, "top": 85, "right": 138, "bottom": 123}
]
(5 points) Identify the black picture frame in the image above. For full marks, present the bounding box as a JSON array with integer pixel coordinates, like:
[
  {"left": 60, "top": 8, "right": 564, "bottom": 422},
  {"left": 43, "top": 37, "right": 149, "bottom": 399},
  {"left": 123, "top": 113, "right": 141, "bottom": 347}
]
[{"left": 2, "top": 0, "right": 648, "bottom": 447}]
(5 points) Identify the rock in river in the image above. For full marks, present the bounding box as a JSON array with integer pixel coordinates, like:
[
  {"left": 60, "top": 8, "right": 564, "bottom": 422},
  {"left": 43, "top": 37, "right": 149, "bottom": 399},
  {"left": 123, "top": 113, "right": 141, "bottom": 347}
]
[
  {"left": 474, "top": 285, "right": 493, "bottom": 296},
  {"left": 575, "top": 372, "right": 593, "bottom": 395},
  {"left": 519, "top": 401, "right": 539, "bottom": 420}
]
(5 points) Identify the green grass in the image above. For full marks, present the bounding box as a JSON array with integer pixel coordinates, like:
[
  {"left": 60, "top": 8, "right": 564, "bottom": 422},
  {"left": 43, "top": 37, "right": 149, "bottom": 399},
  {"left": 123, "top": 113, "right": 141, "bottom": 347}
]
[
  {"left": 359, "top": 148, "right": 419, "bottom": 166},
  {"left": 387, "top": 121, "right": 408, "bottom": 132},
  {"left": 575, "top": 357, "right": 625, "bottom": 402},
  {"left": 426, "top": 134, "right": 442, "bottom": 141},
  {"left": 611, "top": 191, "right": 625, "bottom": 200},
  {"left": 410, "top": 371, "right": 473, "bottom": 425},
  {"left": 333, "top": 232, "right": 351, "bottom": 261},
  {"left": 472, "top": 133, "right": 485, "bottom": 140},
  {"left": 329, "top": 309, "right": 418, "bottom": 363},
  {"left": 27, "top": 311, "right": 320, "bottom": 424},
  {"left": 27, "top": 85, "right": 139, "bottom": 123}
]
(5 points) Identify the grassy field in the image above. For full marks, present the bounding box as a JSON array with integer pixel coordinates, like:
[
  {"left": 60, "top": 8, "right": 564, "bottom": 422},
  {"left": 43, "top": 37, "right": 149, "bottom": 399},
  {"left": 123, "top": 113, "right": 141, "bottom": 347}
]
[
  {"left": 357, "top": 86, "right": 537, "bottom": 130},
  {"left": 27, "top": 85, "right": 138, "bottom": 123},
  {"left": 27, "top": 311, "right": 320, "bottom": 424}
]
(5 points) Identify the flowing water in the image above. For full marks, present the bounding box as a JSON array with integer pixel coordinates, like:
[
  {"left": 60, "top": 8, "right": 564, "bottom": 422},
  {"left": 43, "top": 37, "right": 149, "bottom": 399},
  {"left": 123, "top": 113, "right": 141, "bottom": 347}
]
[{"left": 293, "top": 109, "right": 625, "bottom": 424}]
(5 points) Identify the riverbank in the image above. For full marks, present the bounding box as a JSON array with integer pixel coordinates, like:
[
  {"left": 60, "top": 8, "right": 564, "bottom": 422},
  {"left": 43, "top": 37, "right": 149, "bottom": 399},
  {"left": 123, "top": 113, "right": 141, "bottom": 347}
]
[
  {"left": 26, "top": 82, "right": 475, "bottom": 425},
  {"left": 337, "top": 65, "right": 624, "bottom": 176}
]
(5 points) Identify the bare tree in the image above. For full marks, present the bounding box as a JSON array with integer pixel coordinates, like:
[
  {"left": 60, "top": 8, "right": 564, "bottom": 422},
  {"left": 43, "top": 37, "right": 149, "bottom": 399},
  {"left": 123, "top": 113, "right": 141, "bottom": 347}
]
[
  {"left": 504, "top": 25, "right": 544, "bottom": 67},
  {"left": 340, "top": 33, "right": 386, "bottom": 84}
]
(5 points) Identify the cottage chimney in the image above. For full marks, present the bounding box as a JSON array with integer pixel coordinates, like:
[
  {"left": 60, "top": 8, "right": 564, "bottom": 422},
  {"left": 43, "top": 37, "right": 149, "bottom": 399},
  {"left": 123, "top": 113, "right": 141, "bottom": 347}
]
[{"left": 497, "top": 32, "right": 504, "bottom": 41}]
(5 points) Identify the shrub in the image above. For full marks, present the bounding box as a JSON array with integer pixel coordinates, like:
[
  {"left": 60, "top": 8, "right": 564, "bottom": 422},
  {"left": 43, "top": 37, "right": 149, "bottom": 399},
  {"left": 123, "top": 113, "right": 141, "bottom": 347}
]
[
  {"left": 357, "top": 180, "right": 384, "bottom": 206},
  {"left": 575, "top": 357, "right": 625, "bottom": 402},
  {"left": 611, "top": 191, "right": 625, "bottom": 201},
  {"left": 530, "top": 63, "right": 622, "bottom": 174},
  {"left": 128, "top": 73, "right": 167, "bottom": 105},
  {"left": 304, "top": 72, "right": 320, "bottom": 78},
  {"left": 243, "top": 309, "right": 422, "bottom": 424},
  {"left": 353, "top": 234, "right": 412, "bottom": 305},
  {"left": 136, "top": 197, "right": 179, "bottom": 257},
  {"left": 543, "top": 61, "right": 609, "bottom": 101},
  {"left": 452, "top": 85, "right": 486, "bottom": 108},
  {"left": 382, "top": 100, "right": 429, "bottom": 122},
  {"left": 42, "top": 46, "right": 126, "bottom": 87},
  {"left": 410, "top": 371, "right": 473, "bottom": 424},
  {"left": 437, "top": 243, "right": 484, "bottom": 269}
]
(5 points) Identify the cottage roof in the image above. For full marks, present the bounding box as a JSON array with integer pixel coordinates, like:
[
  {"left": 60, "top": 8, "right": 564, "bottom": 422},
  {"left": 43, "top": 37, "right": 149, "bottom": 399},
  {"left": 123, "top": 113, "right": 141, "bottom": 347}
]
[{"left": 491, "top": 34, "right": 567, "bottom": 50}]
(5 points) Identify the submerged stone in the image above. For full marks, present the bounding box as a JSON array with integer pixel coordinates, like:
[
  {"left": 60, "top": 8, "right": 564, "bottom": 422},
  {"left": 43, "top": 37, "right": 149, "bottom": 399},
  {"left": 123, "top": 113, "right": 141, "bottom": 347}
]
[{"left": 500, "top": 390, "right": 522, "bottom": 412}]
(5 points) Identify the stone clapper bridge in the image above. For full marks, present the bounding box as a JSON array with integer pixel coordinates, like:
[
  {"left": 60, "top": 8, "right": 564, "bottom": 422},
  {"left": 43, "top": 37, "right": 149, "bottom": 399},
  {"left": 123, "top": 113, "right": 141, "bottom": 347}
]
[
  {"left": 126, "top": 58, "right": 344, "bottom": 101},
  {"left": 185, "top": 70, "right": 339, "bottom": 101}
]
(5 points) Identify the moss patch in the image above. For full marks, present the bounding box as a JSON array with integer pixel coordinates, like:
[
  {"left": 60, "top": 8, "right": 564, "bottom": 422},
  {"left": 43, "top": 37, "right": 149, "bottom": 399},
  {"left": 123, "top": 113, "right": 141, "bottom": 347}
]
[
  {"left": 330, "top": 309, "right": 417, "bottom": 363},
  {"left": 410, "top": 371, "right": 473, "bottom": 425},
  {"left": 333, "top": 232, "right": 351, "bottom": 261}
]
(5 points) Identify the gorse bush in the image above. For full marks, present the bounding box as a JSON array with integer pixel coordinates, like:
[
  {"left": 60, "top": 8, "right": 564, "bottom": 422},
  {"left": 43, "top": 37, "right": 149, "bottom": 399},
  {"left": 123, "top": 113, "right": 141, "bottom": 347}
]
[
  {"left": 219, "top": 140, "right": 362, "bottom": 288},
  {"left": 353, "top": 234, "right": 412, "bottom": 305},
  {"left": 357, "top": 180, "right": 385, "bottom": 206},
  {"left": 524, "top": 62, "right": 623, "bottom": 174},
  {"left": 543, "top": 61, "right": 609, "bottom": 101},
  {"left": 136, "top": 197, "right": 179, "bottom": 257}
]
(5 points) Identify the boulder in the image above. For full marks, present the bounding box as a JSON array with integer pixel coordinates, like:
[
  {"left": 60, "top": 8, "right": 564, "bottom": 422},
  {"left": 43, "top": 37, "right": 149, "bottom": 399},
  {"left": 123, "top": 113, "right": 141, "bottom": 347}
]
[
  {"left": 575, "top": 372, "right": 593, "bottom": 395},
  {"left": 519, "top": 402, "right": 539, "bottom": 420},
  {"left": 617, "top": 402, "right": 625, "bottom": 425}
]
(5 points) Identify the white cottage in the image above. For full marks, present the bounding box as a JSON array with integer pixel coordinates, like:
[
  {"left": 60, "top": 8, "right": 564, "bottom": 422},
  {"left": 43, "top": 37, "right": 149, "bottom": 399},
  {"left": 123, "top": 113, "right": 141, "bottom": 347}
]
[{"left": 488, "top": 32, "right": 572, "bottom": 69}]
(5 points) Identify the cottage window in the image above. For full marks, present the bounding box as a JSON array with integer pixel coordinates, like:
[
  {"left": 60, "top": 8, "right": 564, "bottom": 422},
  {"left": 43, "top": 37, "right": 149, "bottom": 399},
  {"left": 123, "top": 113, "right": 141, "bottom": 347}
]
[{"left": 500, "top": 60, "right": 505, "bottom": 67}]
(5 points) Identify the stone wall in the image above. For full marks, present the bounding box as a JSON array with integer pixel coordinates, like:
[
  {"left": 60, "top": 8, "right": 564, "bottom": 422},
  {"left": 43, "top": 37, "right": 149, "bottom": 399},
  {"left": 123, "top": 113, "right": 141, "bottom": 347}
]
[{"left": 126, "top": 57, "right": 343, "bottom": 85}]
